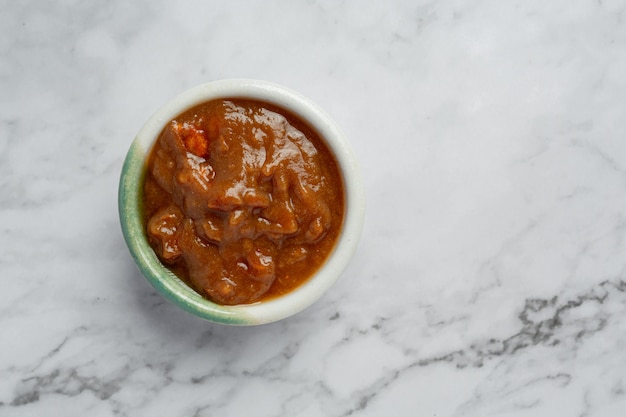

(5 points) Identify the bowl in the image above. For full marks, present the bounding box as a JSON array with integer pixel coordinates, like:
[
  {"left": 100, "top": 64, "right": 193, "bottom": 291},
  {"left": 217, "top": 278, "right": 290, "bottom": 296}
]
[{"left": 118, "top": 79, "right": 365, "bottom": 325}]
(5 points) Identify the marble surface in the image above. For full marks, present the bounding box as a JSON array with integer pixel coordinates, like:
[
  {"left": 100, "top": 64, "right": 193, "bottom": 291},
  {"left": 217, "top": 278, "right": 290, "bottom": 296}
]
[{"left": 2, "top": 0, "right": 626, "bottom": 415}]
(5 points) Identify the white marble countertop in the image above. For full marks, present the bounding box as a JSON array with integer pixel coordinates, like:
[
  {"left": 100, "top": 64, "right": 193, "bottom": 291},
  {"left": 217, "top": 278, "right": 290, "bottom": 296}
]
[{"left": 3, "top": 1, "right": 626, "bottom": 416}]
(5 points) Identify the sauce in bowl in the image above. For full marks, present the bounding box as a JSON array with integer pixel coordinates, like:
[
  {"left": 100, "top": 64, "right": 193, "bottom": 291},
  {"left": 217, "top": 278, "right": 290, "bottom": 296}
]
[{"left": 142, "top": 99, "right": 344, "bottom": 305}]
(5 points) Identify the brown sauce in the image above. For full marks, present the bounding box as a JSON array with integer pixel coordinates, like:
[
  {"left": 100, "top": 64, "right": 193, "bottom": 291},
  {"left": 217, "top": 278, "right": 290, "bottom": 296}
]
[{"left": 142, "top": 99, "right": 344, "bottom": 305}]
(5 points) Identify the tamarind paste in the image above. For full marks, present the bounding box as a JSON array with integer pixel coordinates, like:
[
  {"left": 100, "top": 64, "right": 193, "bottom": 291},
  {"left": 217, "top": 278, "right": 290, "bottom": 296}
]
[{"left": 142, "top": 99, "right": 344, "bottom": 305}]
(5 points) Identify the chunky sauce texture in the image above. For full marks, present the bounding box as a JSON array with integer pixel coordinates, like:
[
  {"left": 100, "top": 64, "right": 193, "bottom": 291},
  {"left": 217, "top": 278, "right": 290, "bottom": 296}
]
[{"left": 142, "top": 99, "right": 344, "bottom": 305}]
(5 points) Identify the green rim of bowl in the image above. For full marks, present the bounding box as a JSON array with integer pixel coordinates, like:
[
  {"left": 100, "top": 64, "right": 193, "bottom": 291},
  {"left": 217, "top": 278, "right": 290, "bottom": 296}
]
[{"left": 118, "top": 140, "right": 251, "bottom": 325}]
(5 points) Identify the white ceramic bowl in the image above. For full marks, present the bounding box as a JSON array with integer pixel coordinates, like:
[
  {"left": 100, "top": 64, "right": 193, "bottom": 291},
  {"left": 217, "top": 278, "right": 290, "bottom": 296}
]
[{"left": 119, "top": 79, "right": 365, "bottom": 325}]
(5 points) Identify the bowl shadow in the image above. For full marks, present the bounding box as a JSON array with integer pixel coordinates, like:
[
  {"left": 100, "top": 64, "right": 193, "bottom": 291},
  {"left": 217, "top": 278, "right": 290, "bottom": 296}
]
[{"left": 116, "top": 229, "right": 307, "bottom": 348}]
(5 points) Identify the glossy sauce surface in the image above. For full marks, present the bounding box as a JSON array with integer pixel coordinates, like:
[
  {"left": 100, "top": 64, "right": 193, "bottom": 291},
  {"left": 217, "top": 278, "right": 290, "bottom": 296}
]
[{"left": 143, "top": 99, "right": 344, "bottom": 305}]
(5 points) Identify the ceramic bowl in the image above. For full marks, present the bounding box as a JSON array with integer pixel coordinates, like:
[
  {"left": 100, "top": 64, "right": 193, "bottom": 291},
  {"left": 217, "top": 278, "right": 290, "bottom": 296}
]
[{"left": 118, "top": 79, "right": 365, "bottom": 325}]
